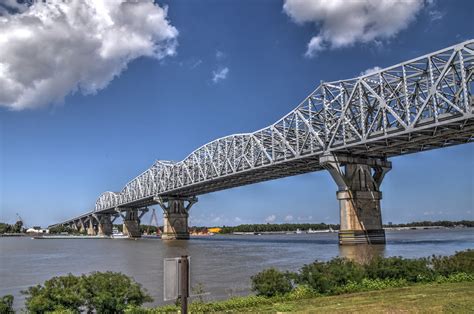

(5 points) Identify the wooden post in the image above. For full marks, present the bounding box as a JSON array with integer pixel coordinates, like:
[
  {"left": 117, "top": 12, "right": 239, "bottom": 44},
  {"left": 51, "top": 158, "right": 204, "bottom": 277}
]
[{"left": 180, "top": 256, "right": 189, "bottom": 314}]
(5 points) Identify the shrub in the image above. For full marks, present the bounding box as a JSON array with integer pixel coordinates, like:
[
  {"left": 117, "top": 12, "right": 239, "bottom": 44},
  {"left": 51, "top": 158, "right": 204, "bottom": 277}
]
[
  {"left": 434, "top": 272, "right": 474, "bottom": 284},
  {"left": 364, "top": 256, "right": 434, "bottom": 282},
  {"left": 337, "top": 277, "right": 408, "bottom": 294},
  {"left": 23, "top": 272, "right": 152, "bottom": 313},
  {"left": 296, "top": 258, "right": 364, "bottom": 294},
  {"left": 0, "top": 295, "right": 14, "bottom": 314},
  {"left": 251, "top": 268, "right": 293, "bottom": 297},
  {"left": 286, "top": 284, "right": 317, "bottom": 300},
  {"left": 81, "top": 272, "right": 153, "bottom": 313},
  {"left": 432, "top": 250, "right": 474, "bottom": 276},
  {"left": 23, "top": 274, "right": 84, "bottom": 313}
]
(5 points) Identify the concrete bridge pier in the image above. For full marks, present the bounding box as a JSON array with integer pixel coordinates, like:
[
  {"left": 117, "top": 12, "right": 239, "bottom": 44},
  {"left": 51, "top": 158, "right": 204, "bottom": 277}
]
[
  {"left": 320, "top": 153, "right": 392, "bottom": 245},
  {"left": 93, "top": 214, "right": 113, "bottom": 236},
  {"left": 78, "top": 218, "right": 87, "bottom": 233},
  {"left": 86, "top": 218, "right": 97, "bottom": 236},
  {"left": 116, "top": 208, "right": 148, "bottom": 238},
  {"left": 156, "top": 196, "right": 197, "bottom": 240}
]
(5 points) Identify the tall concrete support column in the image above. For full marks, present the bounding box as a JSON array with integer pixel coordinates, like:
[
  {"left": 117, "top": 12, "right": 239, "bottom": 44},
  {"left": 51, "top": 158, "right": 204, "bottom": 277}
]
[
  {"left": 78, "top": 218, "right": 87, "bottom": 233},
  {"left": 116, "top": 208, "right": 148, "bottom": 238},
  {"left": 86, "top": 218, "right": 97, "bottom": 236},
  {"left": 156, "top": 196, "right": 197, "bottom": 240},
  {"left": 71, "top": 222, "right": 78, "bottom": 232},
  {"left": 123, "top": 210, "right": 140, "bottom": 238},
  {"left": 320, "top": 153, "right": 391, "bottom": 245},
  {"left": 94, "top": 214, "right": 113, "bottom": 236}
]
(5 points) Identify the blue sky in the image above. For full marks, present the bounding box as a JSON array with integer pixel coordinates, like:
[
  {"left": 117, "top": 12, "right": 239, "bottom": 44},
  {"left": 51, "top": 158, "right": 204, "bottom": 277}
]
[{"left": 0, "top": 0, "right": 473, "bottom": 227}]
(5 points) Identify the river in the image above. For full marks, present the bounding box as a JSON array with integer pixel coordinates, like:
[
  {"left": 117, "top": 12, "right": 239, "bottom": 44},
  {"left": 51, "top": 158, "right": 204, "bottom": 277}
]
[{"left": 1, "top": 228, "right": 473, "bottom": 310}]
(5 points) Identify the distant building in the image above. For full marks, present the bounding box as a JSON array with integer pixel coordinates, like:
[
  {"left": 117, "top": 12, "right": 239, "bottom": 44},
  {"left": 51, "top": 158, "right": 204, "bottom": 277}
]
[
  {"left": 208, "top": 227, "right": 222, "bottom": 233},
  {"left": 26, "top": 227, "right": 49, "bottom": 234}
]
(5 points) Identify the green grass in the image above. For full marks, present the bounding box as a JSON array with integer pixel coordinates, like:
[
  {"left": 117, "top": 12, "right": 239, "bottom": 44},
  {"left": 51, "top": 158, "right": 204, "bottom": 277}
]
[
  {"left": 238, "top": 282, "right": 474, "bottom": 313},
  {"left": 135, "top": 282, "right": 474, "bottom": 313}
]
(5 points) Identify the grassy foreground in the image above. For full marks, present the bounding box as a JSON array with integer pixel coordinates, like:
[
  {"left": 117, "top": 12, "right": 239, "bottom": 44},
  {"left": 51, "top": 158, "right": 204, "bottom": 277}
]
[
  {"left": 232, "top": 282, "right": 474, "bottom": 313},
  {"left": 141, "top": 282, "right": 474, "bottom": 313}
]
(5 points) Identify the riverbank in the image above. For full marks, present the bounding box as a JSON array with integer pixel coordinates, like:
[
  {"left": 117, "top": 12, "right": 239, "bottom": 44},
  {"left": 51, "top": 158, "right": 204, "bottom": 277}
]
[{"left": 142, "top": 282, "right": 473, "bottom": 313}]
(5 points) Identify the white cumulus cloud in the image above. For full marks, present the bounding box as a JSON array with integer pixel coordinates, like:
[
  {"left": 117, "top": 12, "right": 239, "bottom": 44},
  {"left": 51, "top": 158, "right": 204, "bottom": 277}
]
[
  {"left": 283, "top": 0, "right": 425, "bottom": 57},
  {"left": 212, "top": 67, "right": 229, "bottom": 83},
  {"left": 264, "top": 214, "right": 276, "bottom": 223},
  {"left": 360, "top": 66, "right": 382, "bottom": 76},
  {"left": 0, "top": 0, "right": 178, "bottom": 110}
]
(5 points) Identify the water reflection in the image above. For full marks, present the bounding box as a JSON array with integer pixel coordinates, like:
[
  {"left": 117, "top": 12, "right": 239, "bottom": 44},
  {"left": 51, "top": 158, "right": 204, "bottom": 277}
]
[
  {"left": 339, "top": 244, "right": 386, "bottom": 263},
  {"left": 162, "top": 239, "right": 190, "bottom": 258}
]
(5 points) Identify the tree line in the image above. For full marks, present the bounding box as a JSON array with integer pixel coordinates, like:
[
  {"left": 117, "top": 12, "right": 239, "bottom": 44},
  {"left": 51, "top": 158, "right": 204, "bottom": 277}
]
[
  {"left": 385, "top": 220, "right": 474, "bottom": 228},
  {"left": 219, "top": 223, "right": 340, "bottom": 233},
  {"left": 0, "top": 221, "right": 24, "bottom": 234}
]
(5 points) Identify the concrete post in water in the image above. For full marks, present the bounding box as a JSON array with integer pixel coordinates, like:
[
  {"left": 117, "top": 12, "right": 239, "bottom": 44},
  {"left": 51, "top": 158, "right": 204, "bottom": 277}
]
[
  {"left": 96, "top": 214, "right": 113, "bottom": 236},
  {"left": 115, "top": 208, "right": 148, "bottom": 238},
  {"left": 156, "top": 196, "right": 197, "bottom": 240},
  {"left": 320, "top": 153, "right": 391, "bottom": 245},
  {"left": 86, "top": 217, "right": 97, "bottom": 236},
  {"left": 78, "top": 218, "right": 87, "bottom": 233},
  {"left": 122, "top": 210, "right": 141, "bottom": 238}
]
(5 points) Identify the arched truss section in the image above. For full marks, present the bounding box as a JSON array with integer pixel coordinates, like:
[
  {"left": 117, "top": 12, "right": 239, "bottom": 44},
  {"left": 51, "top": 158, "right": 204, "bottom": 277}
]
[{"left": 95, "top": 40, "right": 474, "bottom": 212}]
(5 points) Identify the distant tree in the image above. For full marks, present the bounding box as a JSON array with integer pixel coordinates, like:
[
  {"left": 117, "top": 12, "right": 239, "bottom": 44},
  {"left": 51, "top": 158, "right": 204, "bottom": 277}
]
[
  {"left": 23, "top": 272, "right": 152, "bottom": 313},
  {"left": 384, "top": 220, "right": 474, "bottom": 228},
  {"left": 113, "top": 224, "right": 123, "bottom": 232},
  {"left": 140, "top": 225, "right": 159, "bottom": 234},
  {"left": 49, "top": 225, "right": 80, "bottom": 235},
  {"left": 220, "top": 223, "right": 339, "bottom": 234},
  {"left": 12, "top": 220, "right": 23, "bottom": 233},
  {"left": 0, "top": 223, "right": 12, "bottom": 234},
  {"left": 0, "top": 295, "right": 14, "bottom": 313}
]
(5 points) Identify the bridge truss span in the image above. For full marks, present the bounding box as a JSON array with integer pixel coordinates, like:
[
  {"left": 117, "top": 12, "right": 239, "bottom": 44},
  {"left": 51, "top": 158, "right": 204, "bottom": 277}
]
[{"left": 94, "top": 40, "right": 473, "bottom": 212}]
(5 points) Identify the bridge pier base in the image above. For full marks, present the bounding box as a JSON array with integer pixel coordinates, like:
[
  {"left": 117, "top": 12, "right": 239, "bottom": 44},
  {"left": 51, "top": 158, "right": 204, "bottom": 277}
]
[
  {"left": 157, "top": 196, "right": 197, "bottom": 240},
  {"left": 78, "top": 218, "right": 87, "bottom": 234},
  {"left": 87, "top": 219, "right": 96, "bottom": 236},
  {"left": 116, "top": 208, "right": 148, "bottom": 238},
  {"left": 123, "top": 210, "right": 141, "bottom": 238},
  {"left": 320, "top": 153, "right": 391, "bottom": 245},
  {"left": 95, "top": 214, "right": 113, "bottom": 236}
]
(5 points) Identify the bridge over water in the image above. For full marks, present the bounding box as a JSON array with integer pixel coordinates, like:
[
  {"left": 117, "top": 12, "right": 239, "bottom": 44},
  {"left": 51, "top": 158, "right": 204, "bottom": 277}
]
[{"left": 51, "top": 40, "right": 474, "bottom": 245}]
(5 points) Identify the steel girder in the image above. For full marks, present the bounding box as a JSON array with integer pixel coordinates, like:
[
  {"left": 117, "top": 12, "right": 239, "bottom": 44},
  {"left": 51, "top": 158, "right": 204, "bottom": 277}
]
[{"left": 87, "top": 40, "right": 474, "bottom": 213}]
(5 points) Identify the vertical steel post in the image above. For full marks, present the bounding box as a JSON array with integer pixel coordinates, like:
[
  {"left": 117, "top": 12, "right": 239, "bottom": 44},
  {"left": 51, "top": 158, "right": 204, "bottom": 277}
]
[{"left": 180, "top": 256, "right": 189, "bottom": 314}]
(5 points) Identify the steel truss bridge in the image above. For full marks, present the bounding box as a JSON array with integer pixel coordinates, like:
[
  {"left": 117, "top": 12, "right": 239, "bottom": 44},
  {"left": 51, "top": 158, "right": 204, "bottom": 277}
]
[{"left": 54, "top": 40, "right": 474, "bottom": 235}]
